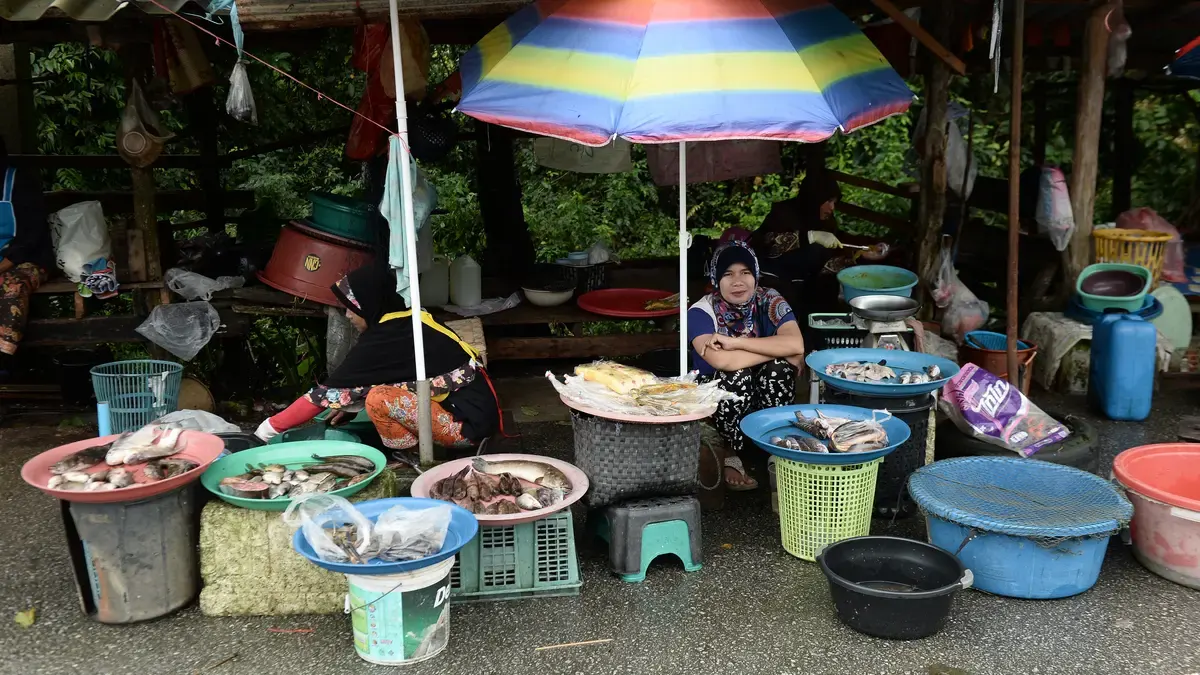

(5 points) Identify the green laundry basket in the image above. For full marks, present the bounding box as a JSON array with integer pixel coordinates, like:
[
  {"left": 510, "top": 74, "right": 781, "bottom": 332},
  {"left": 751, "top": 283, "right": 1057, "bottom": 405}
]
[
  {"left": 90, "top": 360, "right": 183, "bottom": 433},
  {"left": 775, "top": 457, "right": 882, "bottom": 561}
]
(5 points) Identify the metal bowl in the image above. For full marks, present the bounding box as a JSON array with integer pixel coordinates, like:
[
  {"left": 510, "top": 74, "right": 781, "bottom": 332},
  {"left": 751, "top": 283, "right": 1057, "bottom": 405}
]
[{"left": 849, "top": 295, "right": 921, "bottom": 322}]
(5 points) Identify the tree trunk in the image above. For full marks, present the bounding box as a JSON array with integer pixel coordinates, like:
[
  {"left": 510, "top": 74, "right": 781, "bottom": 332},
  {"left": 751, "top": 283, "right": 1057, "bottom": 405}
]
[{"left": 915, "top": 0, "right": 953, "bottom": 295}]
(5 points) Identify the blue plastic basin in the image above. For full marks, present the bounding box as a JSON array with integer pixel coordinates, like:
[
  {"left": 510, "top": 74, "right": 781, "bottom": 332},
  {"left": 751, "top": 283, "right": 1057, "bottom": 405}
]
[{"left": 837, "top": 265, "right": 919, "bottom": 301}]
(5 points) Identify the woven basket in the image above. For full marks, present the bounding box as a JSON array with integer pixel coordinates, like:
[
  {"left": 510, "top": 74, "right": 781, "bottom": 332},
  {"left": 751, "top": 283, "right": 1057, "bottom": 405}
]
[
  {"left": 570, "top": 411, "right": 701, "bottom": 507},
  {"left": 1092, "top": 228, "right": 1171, "bottom": 285}
]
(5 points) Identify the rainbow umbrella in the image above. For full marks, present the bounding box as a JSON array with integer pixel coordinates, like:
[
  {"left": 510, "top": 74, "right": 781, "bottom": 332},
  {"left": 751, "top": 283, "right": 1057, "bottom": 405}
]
[
  {"left": 1169, "top": 36, "right": 1200, "bottom": 79},
  {"left": 457, "top": 0, "right": 913, "bottom": 373}
]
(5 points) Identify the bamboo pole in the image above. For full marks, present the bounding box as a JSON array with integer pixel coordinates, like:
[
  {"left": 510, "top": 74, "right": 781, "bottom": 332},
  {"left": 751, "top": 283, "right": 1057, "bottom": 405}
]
[{"left": 1006, "top": 0, "right": 1026, "bottom": 386}]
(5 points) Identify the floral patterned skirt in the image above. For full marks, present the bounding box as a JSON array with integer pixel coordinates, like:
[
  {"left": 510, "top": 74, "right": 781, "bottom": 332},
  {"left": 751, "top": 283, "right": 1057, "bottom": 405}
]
[
  {"left": 0, "top": 264, "right": 45, "bottom": 355},
  {"left": 365, "top": 384, "right": 473, "bottom": 451}
]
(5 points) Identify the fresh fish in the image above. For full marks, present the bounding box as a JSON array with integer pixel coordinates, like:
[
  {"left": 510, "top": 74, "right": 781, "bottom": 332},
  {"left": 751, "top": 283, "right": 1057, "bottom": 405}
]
[
  {"left": 109, "top": 424, "right": 186, "bottom": 465},
  {"left": 769, "top": 435, "right": 829, "bottom": 453},
  {"left": 63, "top": 471, "right": 91, "bottom": 483},
  {"left": 311, "top": 454, "right": 376, "bottom": 472},
  {"left": 261, "top": 464, "right": 287, "bottom": 473},
  {"left": 293, "top": 470, "right": 310, "bottom": 482},
  {"left": 305, "top": 463, "right": 365, "bottom": 478},
  {"left": 534, "top": 487, "right": 564, "bottom": 508},
  {"left": 471, "top": 458, "right": 570, "bottom": 490},
  {"left": 86, "top": 482, "right": 116, "bottom": 491},
  {"left": 143, "top": 461, "right": 166, "bottom": 481},
  {"left": 346, "top": 474, "right": 372, "bottom": 487},
  {"left": 260, "top": 472, "right": 283, "bottom": 485},
  {"left": 793, "top": 411, "right": 853, "bottom": 439},
  {"left": 219, "top": 479, "right": 270, "bottom": 499},
  {"left": 829, "top": 420, "right": 888, "bottom": 453},
  {"left": 108, "top": 468, "right": 134, "bottom": 488},
  {"left": 826, "top": 361, "right": 896, "bottom": 383},
  {"left": 925, "top": 365, "right": 942, "bottom": 380},
  {"left": 51, "top": 444, "right": 112, "bottom": 475},
  {"left": 482, "top": 500, "right": 522, "bottom": 515},
  {"left": 158, "top": 459, "right": 198, "bottom": 479},
  {"left": 87, "top": 468, "right": 110, "bottom": 483},
  {"left": 268, "top": 483, "right": 293, "bottom": 499},
  {"left": 515, "top": 493, "right": 542, "bottom": 511},
  {"left": 47, "top": 475, "right": 66, "bottom": 490}
]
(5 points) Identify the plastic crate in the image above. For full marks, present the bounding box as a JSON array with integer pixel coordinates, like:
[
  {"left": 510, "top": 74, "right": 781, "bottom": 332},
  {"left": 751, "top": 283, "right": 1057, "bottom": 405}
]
[
  {"left": 449, "top": 511, "right": 581, "bottom": 603},
  {"left": 807, "top": 313, "right": 867, "bottom": 350}
]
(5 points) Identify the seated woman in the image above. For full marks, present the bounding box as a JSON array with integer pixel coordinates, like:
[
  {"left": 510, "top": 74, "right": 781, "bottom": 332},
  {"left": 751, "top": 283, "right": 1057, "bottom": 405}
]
[
  {"left": 254, "top": 264, "right": 500, "bottom": 452},
  {"left": 688, "top": 241, "right": 806, "bottom": 491},
  {"left": 0, "top": 138, "right": 54, "bottom": 359}
]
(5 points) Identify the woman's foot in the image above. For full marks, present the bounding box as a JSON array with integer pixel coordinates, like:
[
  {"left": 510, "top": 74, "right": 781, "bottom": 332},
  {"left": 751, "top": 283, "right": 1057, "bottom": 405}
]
[{"left": 723, "top": 455, "right": 759, "bottom": 491}]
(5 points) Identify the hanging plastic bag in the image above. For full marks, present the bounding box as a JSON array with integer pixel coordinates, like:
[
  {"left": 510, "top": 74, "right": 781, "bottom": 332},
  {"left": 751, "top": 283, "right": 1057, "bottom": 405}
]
[
  {"left": 1116, "top": 207, "right": 1187, "bottom": 283},
  {"left": 50, "top": 201, "right": 114, "bottom": 282},
  {"left": 370, "top": 504, "right": 452, "bottom": 561},
  {"left": 933, "top": 247, "right": 989, "bottom": 344},
  {"left": 940, "top": 363, "right": 1070, "bottom": 457},
  {"left": 282, "top": 494, "right": 373, "bottom": 563},
  {"left": 134, "top": 301, "right": 220, "bottom": 361},
  {"left": 226, "top": 61, "right": 257, "bottom": 125},
  {"left": 352, "top": 24, "right": 389, "bottom": 72},
  {"left": 914, "top": 104, "right": 977, "bottom": 200},
  {"left": 345, "top": 73, "right": 394, "bottom": 161},
  {"left": 165, "top": 268, "right": 244, "bottom": 301},
  {"left": 117, "top": 80, "right": 174, "bottom": 168},
  {"left": 378, "top": 20, "right": 430, "bottom": 100},
  {"left": 1034, "top": 166, "right": 1075, "bottom": 252}
]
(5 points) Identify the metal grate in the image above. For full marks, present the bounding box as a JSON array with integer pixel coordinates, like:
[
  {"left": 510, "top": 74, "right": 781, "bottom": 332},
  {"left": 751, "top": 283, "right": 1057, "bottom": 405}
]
[
  {"left": 535, "top": 516, "right": 571, "bottom": 583},
  {"left": 479, "top": 525, "right": 518, "bottom": 588}
]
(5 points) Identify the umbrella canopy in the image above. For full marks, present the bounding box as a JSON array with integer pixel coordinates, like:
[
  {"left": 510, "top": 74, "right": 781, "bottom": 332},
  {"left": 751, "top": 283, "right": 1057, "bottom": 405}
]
[
  {"left": 458, "top": 0, "right": 914, "bottom": 147},
  {"left": 1169, "top": 36, "right": 1200, "bottom": 79}
]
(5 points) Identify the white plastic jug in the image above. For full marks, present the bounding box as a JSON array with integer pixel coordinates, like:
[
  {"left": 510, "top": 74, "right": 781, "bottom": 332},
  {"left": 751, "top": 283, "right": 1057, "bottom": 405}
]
[
  {"left": 420, "top": 256, "right": 451, "bottom": 307},
  {"left": 449, "top": 255, "right": 482, "bottom": 308}
]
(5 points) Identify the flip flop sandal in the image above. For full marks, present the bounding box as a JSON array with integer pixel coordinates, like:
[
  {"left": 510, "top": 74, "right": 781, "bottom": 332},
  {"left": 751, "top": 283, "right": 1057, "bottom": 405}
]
[{"left": 723, "top": 455, "right": 759, "bottom": 492}]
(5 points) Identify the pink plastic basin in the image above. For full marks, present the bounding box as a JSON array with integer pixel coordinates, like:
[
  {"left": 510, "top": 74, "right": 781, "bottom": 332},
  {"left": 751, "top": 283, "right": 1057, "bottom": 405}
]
[{"left": 1113, "top": 443, "right": 1200, "bottom": 588}]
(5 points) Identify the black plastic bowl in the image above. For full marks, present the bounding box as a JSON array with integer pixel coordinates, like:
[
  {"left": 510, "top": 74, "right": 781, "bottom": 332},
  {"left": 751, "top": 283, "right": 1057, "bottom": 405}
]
[{"left": 817, "top": 536, "right": 972, "bottom": 640}]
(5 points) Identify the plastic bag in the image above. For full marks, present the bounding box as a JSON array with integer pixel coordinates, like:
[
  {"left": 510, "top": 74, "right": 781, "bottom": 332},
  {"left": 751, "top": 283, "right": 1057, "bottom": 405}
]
[
  {"left": 117, "top": 80, "right": 174, "bottom": 168},
  {"left": 370, "top": 504, "right": 452, "bottom": 561},
  {"left": 915, "top": 105, "right": 977, "bottom": 200},
  {"left": 940, "top": 363, "right": 1070, "bottom": 457},
  {"left": 934, "top": 247, "right": 989, "bottom": 344},
  {"left": 1116, "top": 207, "right": 1187, "bottom": 283},
  {"left": 226, "top": 61, "right": 257, "bottom": 125},
  {"left": 346, "top": 73, "right": 394, "bottom": 161},
  {"left": 165, "top": 268, "right": 244, "bottom": 301},
  {"left": 351, "top": 24, "right": 389, "bottom": 72},
  {"left": 1034, "top": 166, "right": 1074, "bottom": 252},
  {"left": 283, "top": 494, "right": 373, "bottom": 563},
  {"left": 134, "top": 301, "right": 220, "bottom": 361},
  {"left": 50, "top": 201, "right": 114, "bottom": 283},
  {"left": 154, "top": 409, "right": 239, "bottom": 434}
]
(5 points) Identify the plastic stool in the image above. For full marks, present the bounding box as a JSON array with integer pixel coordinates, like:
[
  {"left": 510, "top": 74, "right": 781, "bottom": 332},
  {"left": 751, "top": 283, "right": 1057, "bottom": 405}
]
[{"left": 593, "top": 496, "right": 702, "bottom": 582}]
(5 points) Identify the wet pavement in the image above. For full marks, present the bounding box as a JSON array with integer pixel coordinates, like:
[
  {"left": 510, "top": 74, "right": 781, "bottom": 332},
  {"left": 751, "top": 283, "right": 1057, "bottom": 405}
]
[{"left": 0, "top": 390, "right": 1198, "bottom": 675}]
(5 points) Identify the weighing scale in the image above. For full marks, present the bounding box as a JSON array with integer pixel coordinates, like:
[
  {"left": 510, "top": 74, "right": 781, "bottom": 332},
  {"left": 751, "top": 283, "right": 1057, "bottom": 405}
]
[{"left": 848, "top": 295, "right": 920, "bottom": 351}]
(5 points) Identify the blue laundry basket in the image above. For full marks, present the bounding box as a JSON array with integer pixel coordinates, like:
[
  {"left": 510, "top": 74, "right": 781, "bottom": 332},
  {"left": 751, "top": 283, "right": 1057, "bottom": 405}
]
[
  {"left": 909, "top": 457, "right": 1132, "bottom": 599},
  {"left": 90, "top": 360, "right": 183, "bottom": 433}
]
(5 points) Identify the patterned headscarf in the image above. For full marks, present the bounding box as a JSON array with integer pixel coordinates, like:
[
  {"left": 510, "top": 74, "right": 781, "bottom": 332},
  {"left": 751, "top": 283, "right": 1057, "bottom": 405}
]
[{"left": 707, "top": 241, "right": 789, "bottom": 338}]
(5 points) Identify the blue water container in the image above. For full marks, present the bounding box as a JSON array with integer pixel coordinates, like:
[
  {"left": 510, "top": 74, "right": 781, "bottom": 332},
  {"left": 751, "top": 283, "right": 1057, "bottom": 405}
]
[{"left": 1089, "top": 314, "right": 1156, "bottom": 421}]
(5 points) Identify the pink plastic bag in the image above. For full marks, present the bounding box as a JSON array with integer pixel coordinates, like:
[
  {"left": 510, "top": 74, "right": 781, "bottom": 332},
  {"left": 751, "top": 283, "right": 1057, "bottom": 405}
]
[
  {"left": 1115, "top": 207, "right": 1186, "bottom": 283},
  {"left": 934, "top": 247, "right": 989, "bottom": 344}
]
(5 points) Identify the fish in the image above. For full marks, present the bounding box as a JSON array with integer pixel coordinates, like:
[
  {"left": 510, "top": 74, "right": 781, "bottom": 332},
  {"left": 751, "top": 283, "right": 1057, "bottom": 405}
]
[
  {"left": 925, "top": 365, "right": 942, "bottom": 380},
  {"left": 826, "top": 361, "right": 897, "bottom": 383},
  {"left": 769, "top": 435, "right": 829, "bottom": 453},
  {"left": 109, "top": 424, "right": 186, "bottom": 465},
  {"left": 829, "top": 420, "right": 889, "bottom": 453},
  {"left": 346, "top": 474, "right": 372, "bottom": 487},
  {"left": 143, "top": 462, "right": 166, "bottom": 481},
  {"left": 899, "top": 371, "right": 931, "bottom": 385},
  {"left": 304, "top": 463, "right": 365, "bottom": 478},
  {"left": 293, "top": 470, "right": 310, "bottom": 482},
  {"left": 86, "top": 482, "right": 116, "bottom": 491},
  {"left": 471, "top": 458, "right": 570, "bottom": 490},
  {"left": 88, "top": 468, "right": 110, "bottom": 483},
  {"left": 260, "top": 472, "right": 283, "bottom": 485},
  {"left": 47, "top": 475, "right": 66, "bottom": 490},
  {"left": 516, "top": 493, "right": 542, "bottom": 511},
  {"left": 482, "top": 500, "right": 522, "bottom": 515},
  {"left": 261, "top": 464, "right": 287, "bottom": 473},
  {"left": 51, "top": 443, "right": 112, "bottom": 475},
  {"left": 108, "top": 468, "right": 134, "bottom": 488},
  {"left": 219, "top": 479, "right": 270, "bottom": 499},
  {"left": 311, "top": 454, "right": 376, "bottom": 472},
  {"left": 63, "top": 471, "right": 91, "bottom": 483},
  {"left": 793, "top": 411, "right": 852, "bottom": 439},
  {"left": 534, "top": 487, "right": 564, "bottom": 508},
  {"left": 268, "top": 483, "right": 293, "bottom": 499},
  {"left": 158, "top": 459, "right": 198, "bottom": 479}
]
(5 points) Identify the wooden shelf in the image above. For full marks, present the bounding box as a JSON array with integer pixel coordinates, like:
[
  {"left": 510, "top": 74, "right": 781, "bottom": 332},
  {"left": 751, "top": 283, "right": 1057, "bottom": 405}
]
[{"left": 35, "top": 280, "right": 164, "bottom": 295}]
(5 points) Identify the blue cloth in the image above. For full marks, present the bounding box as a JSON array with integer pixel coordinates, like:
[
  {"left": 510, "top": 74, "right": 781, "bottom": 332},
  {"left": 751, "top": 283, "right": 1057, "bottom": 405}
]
[
  {"left": 381, "top": 136, "right": 437, "bottom": 305},
  {"left": 206, "top": 0, "right": 244, "bottom": 55},
  {"left": 0, "top": 168, "right": 18, "bottom": 259}
]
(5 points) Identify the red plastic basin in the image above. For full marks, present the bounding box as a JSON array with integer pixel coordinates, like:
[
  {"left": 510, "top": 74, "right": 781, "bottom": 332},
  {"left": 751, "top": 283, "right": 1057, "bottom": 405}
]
[
  {"left": 1113, "top": 443, "right": 1200, "bottom": 589},
  {"left": 1113, "top": 443, "right": 1200, "bottom": 512}
]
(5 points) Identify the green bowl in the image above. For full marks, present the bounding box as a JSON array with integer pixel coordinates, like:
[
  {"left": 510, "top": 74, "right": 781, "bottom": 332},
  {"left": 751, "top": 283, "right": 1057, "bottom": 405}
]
[
  {"left": 307, "top": 192, "right": 374, "bottom": 243},
  {"left": 1075, "top": 263, "right": 1151, "bottom": 312},
  {"left": 201, "top": 441, "right": 387, "bottom": 511}
]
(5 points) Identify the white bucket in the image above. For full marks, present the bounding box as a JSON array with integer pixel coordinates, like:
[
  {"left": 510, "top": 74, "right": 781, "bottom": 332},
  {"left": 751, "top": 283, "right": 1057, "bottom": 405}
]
[{"left": 345, "top": 557, "right": 455, "bottom": 666}]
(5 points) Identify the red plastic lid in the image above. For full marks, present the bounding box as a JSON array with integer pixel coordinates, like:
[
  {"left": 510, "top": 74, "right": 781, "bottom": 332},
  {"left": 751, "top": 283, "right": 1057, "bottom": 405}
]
[
  {"left": 578, "top": 288, "right": 678, "bottom": 318},
  {"left": 21, "top": 431, "right": 225, "bottom": 504},
  {"left": 1112, "top": 443, "right": 1200, "bottom": 512}
]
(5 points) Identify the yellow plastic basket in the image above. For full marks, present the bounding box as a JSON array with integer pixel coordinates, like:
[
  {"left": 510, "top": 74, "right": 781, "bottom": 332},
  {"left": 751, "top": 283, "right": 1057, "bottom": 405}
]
[
  {"left": 775, "top": 457, "right": 881, "bottom": 561},
  {"left": 1092, "top": 228, "right": 1172, "bottom": 285}
]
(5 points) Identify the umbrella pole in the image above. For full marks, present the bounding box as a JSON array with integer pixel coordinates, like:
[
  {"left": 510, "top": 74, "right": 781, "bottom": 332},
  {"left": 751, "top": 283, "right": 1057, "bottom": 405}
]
[
  {"left": 387, "top": 0, "right": 434, "bottom": 465},
  {"left": 679, "top": 141, "right": 689, "bottom": 377}
]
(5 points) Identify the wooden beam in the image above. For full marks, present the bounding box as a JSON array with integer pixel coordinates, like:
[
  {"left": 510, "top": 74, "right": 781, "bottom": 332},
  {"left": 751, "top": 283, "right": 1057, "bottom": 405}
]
[
  {"left": 1007, "top": 0, "right": 1027, "bottom": 387},
  {"left": 1063, "top": 2, "right": 1114, "bottom": 290},
  {"left": 869, "top": 0, "right": 967, "bottom": 76},
  {"left": 836, "top": 202, "right": 915, "bottom": 234},
  {"left": 915, "top": 0, "right": 954, "bottom": 293},
  {"left": 487, "top": 333, "right": 678, "bottom": 361},
  {"left": 828, "top": 170, "right": 914, "bottom": 199},
  {"left": 43, "top": 189, "right": 255, "bottom": 215}
]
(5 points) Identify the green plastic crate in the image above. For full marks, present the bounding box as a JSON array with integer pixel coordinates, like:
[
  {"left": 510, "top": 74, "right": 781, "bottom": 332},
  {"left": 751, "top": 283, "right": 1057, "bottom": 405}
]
[{"left": 450, "top": 511, "right": 582, "bottom": 603}]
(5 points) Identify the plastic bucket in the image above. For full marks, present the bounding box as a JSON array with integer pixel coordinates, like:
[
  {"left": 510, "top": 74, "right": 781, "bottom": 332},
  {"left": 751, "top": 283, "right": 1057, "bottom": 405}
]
[
  {"left": 958, "top": 335, "right": 1038, "bottom": 396},
  {"left": 1113, "top": 443, "right": 1200, "bottom": 589},
  {"left": 836, "top": 265, "right": 919, "bottom": 301},
  {"left": 346, "top": 557, "right": 455, "bottom": 665}
]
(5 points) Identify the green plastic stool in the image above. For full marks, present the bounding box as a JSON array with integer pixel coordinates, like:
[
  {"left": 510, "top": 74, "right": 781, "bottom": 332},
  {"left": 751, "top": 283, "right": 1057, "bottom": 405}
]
[{"left": 593, "top": 496, "right": 703, "bottom": 583}]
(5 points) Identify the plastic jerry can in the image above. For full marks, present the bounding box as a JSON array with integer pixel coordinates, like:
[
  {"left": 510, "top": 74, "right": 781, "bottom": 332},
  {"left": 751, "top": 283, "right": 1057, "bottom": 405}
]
[
  {"left": 450, "top": 255, "right": 482, "bottom": 308},
  {"left": 420, "top": 256, "right": 451, "bottom": 307},
  {"left": 1089, "top": 313, "right": 1156, "bottom": 421}
]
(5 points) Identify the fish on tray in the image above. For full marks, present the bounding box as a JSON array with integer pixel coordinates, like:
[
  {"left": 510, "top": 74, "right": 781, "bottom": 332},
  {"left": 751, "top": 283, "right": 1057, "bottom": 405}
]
[
  {"left": 45, "top": 454, "right": 198, "bottom": 492},
  {"left": 769, "top": 435, "right": 829, "bottom": 453},
  {"left": 50, "top": 442, "right": 113, "bottom": 475},
  {"left": 829, "top": 420, "right": 889, "bottom": 453},
  {"left": 825, "top": 361, "right": 897, "bottom": 383},
  {"left": 471, "top": 457, "right": 571, "bottom": 490},
  {"left": 218, "top": 456, "right": 376, "bottom": 500},
  {"left": 792, "top": 411, "right": 852, "bottom": 439},
  {"left": 429, "top": 460, "right": 571, "bottom": 514},
  {"left": 105, "top": 424, "right": 186, "bottom": 466}
]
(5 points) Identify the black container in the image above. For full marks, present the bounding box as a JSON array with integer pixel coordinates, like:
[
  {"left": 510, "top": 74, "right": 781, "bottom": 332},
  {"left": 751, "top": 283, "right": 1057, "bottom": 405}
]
[
  {"left": 817, "top": 536, "right": 971, "bottom": 640},
  {"left": 823, "top": 388, "right": 934, "bottom": 517},
  {"left": 214, "top": 432, "right": 264, "bottom": 453},
  {"left": 53, "top": 348, "right": 110, "bottom": 404}
]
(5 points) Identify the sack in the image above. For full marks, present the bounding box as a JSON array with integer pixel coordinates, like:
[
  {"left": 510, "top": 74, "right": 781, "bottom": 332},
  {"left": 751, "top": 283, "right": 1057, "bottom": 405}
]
[
  {"left": 351, "top": 24, "right": 389, "bottom": 72},
  {"left": 134, "top": 301, "right": 220, "bottom": 361},
  {"left": 1115, "top": 207, "right": 1187, "bottom": 283},
  {"left": 154, "top": 409, "right": 240, "bottom": 434},
  {"left": 1034, "top": 166, "right": 1074, "bottom": 251},
  {"left": 117, "top": 80, "right": 174, "bottom": 168},
  {"left": 934, "top": 247, "right": 989, "bottom": 344},
  {"left": 940, "top": 363, "right": 1070, "bottom": 457},
  {"left": 226, "top": 61, "right": 257, "bottom": 125},
  {"left": 50, "top": 201, "right": 114, "bottom": 282},
  {"left": 345, "top": 73, "right": 394, "bottom": 161},
  {"left": 534, "top": 138, "right": 633, "bottom": 174}
]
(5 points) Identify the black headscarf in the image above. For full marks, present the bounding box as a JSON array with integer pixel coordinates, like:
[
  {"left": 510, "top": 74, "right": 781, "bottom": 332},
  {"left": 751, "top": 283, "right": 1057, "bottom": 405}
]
[{"left": 331, "top": 262, "right": 407, "bottom": 325}]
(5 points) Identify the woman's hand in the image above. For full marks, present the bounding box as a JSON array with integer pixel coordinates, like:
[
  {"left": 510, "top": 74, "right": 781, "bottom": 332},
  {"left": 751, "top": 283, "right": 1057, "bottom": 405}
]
[{"left": 706, "top": 334, "right": 744, "bottom": 353}]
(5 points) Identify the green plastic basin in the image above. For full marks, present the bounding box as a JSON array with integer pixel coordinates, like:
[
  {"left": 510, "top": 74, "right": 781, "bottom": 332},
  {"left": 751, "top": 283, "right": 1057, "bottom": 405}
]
[
  {"left": 307, "top": 192, "right": 375, "bottom": 243},
  {"left": 1076, "top": 263, "right": 1151, "bottom": 312},
  {"left": 200, "top": 441, "right": 387, "bottom": 511}
]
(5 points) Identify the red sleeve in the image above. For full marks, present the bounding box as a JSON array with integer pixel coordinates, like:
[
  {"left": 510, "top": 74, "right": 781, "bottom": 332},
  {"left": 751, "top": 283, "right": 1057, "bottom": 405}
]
[{"left": 269, "top": 397, "right": 323, "bottom": 433}]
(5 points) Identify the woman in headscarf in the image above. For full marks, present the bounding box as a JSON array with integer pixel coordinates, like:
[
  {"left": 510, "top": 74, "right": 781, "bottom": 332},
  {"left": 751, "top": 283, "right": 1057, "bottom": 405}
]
[
  {"left": 254, "top": 263, "right": 500, "bottom": 452},
  {"left": 0, "top": 137, "right": 53, "bottom": 358},
  {"left": 687, "top": 240, "right": 806, "bottom": 490}
]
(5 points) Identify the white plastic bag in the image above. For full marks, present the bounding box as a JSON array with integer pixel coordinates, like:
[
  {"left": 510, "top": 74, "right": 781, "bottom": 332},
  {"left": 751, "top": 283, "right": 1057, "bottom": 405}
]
[
  {"left": 226, "top": 61, "right": 257, "bottom": 124},
  {"left": 915, "top": 105, "right": 977, "bottom": 200},
  {"left": 50, "top": 201, "right": 113, "bottom": 282},
  {"left": 371, "top": 504, "right": 452, "bottom": 561},
  {"left": 933, "top": 248, "right": 989, "bottom": 344},
  {"left": 165, "top": 268, "right": 245, "bottom": 301},
  {"left": 153, "top": 409, "right": 240, "bottom": 434},
  {"left": 282, "top": 494, "right": 373, "bottom": 563},
  {"left": 1034, "top": 166, "right": 1075, "bottom": 252},
  {"left": 134, "top": 301, "right": 220, "bottom": 361}
]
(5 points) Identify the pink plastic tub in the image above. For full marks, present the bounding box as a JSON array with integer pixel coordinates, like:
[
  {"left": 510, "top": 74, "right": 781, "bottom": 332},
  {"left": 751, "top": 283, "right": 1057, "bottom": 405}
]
[{"left": 1113, "top": 443, "right": 1200, "bottom": 589}]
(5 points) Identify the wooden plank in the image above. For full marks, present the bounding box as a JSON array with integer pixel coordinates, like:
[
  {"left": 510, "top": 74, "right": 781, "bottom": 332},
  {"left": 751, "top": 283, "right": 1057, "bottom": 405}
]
[
  {"left": 131, "top": 167, "right": 160, "bottom": 282},
  {"left": 231, "top": 303, "right": 325, "bottom": 318},
  {"left": 435, "top": 303, "right": 608, "bottom": 327},
  {"left": 488, "top": 332, "right": 678, "bottom": 361},
  {"left": 869, "top": 0, "right": 966, "bottom": 76},
  {"left": 837, "top": 202, "right": 914, "bottom": 234},
  {"left": 828, "top": 170, "right": 914, "bottom": 199},
  {"left": 35, "top": 279, "right": 164, "bottom": 294},
  {"left": 24, "top": 310, "right": 252, "bottom": 347},
  {"left": 1006, "top": 0, "right": 1027, "bottom": 387},
  {"left": 43, "top": 189, "right": 255, "bottom": 215}
]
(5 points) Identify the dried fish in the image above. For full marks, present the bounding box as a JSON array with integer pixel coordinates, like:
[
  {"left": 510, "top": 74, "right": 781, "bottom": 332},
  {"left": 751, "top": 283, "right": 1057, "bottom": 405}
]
[
  {"left": 769, "top": 435, "right": 829, "bottom": 454},
  {"left": 793, "top": 411, "right": 852, "bottom": 439},
  {"left": 829, "top": 420, "right": 889, "bottom": 453}
]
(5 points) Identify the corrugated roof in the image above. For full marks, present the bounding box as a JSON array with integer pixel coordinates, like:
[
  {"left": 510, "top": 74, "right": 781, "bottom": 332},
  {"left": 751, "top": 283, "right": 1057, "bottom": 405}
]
[
  {"left": 0, "top": 0, "right": 188, "bottom": 21},
  {"left": 234, "top": 0, "right": 528, "bottom": 30}
]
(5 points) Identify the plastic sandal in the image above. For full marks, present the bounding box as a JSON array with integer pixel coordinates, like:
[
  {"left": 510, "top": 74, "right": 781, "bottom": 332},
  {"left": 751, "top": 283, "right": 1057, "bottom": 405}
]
[{"left": 723, "top": 455, "right": 759, "bottom": 492}]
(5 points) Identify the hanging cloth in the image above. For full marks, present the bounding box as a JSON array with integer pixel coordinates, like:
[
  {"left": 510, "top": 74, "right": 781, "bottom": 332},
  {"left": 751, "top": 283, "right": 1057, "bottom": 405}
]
[
  {"left": 380, "top": 136, "right": 438, "bottom": 304},
  {"left": 646, "top": 140, "right": 782, "bottom": 186},
  {"left": 534, "top": 138, "right": 633, "bottom": 174},
  {"left": 0, "top": 168, "right": 18, "bottom": 257}
]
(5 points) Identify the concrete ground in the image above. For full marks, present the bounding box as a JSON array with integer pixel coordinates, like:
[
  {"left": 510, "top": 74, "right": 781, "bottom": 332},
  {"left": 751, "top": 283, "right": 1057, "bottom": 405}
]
[{"left": 1, "top": 389, "right": 1199, "bottom": 675}]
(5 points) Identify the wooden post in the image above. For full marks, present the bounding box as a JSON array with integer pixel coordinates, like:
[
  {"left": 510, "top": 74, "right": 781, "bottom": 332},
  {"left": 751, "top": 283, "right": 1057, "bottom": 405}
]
[
  {"left": 131, "top": 167, "right": 162, "bottom": 282},
  {"left": 916, "top": 0, "right": 953, "bottom": 293},
  {"left": 1113, "top": 79, "right": 1134, "bottom": 217},
  {"left": 1006, "top": 0, "right": 1026, "bottom": 387},
  {"left": 1062, "top": 3, "right": 1113, "bottom": 290}
]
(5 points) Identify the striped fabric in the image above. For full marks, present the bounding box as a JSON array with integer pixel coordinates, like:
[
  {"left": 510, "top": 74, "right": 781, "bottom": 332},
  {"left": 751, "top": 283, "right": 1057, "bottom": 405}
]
[{"left": 458, "top": 0, "right": 914, "bottom": 146}]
